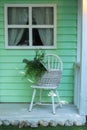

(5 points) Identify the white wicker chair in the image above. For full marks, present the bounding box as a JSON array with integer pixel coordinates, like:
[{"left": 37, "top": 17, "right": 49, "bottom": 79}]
[{"left": 29, "top": 54, "right": 63, "bottom": 114}]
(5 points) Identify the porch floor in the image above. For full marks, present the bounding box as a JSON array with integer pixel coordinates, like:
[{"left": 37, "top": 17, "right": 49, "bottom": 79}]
[{"left": 0, "top": 103, "right": 86, "bottom": 127}]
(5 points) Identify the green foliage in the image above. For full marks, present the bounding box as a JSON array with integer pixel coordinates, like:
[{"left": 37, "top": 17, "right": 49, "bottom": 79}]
[
  {"left": 0, "top": 125, "right": 87, "bottom": 130},
  {"left": 23, "top": 50, "right": 47, "bottom": 83}
]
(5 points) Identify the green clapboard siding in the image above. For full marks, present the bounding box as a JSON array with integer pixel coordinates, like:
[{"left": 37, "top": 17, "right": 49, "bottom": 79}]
[{"left": 0, "top": 0, "right": 78, "bottom": 103}]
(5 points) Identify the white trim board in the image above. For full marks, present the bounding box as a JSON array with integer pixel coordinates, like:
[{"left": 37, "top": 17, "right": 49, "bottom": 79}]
[{"left": 80, "top": 0, "right": 87, "bottom": 115}]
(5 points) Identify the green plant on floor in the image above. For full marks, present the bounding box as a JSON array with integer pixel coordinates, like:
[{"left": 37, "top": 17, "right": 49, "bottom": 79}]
[{"left": 23, "top": 50, "right": 47, "bottom": 83}]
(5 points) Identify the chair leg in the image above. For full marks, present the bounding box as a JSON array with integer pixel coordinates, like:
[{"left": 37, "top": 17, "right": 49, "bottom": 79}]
[
  {"left": 29, "top": 89, "right": 36, "bottom": 111},
  {"left": 56, "top": 90, "right": 62, "bottom": 107},
  {"left": 39, "top": 89, "right": 42, "bottom": 104},
  {"left": 51, "top": 91, "right": 55, "bottom": 114}
]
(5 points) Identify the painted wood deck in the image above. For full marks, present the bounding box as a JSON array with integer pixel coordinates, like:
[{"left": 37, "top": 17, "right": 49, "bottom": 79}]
[{"left": 0, "top": 103, "right": 86, "bottom": 127}]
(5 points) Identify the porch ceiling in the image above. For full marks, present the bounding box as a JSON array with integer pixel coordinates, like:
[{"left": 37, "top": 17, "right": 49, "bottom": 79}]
[{"left": 0, "top": 103, "right": 86, "bottom": 128}]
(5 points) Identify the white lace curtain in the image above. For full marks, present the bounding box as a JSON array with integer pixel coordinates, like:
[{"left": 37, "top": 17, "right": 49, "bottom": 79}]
[
  {"left": 32, "top": 7, "right": 53, "bottom": 46},
  {"left": 8, "top": 7, "right": 28, "bottom": 46}
]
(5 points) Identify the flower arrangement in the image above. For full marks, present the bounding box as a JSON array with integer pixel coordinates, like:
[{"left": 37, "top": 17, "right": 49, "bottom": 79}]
[{"left": 23, "top": 50, "right": 47, "bottom": 83}]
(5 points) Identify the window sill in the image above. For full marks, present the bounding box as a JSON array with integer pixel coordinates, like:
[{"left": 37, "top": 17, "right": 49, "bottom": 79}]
[{"left": 5, "top": 45, "right": 56, "bottom": 50}]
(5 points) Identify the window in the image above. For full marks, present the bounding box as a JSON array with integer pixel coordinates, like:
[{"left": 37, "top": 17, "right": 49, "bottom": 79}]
[{"left": 5, "top": 4, "right": 56, "bottom": 49}]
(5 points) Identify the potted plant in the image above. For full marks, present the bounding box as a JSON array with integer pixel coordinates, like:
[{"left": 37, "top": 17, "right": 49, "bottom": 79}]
[{"left": 23, "top": 50, "right": 47, "bottom": 83}]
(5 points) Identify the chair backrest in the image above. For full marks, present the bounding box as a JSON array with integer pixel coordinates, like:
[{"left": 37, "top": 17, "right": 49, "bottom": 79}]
[
  {"left": 44, "top": 54, "right": 63, "bottom": 71},
  {"left": 38, "top": 54, "right": 63, "bottom": 87}
]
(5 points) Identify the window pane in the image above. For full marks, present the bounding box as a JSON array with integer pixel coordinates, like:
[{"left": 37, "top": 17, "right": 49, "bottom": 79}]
[
  {"left": 32, "top": 28, "right": 53, "bottom": 46},
  {"left": 8, "top": 7, "right": 29, "bottom": 25},
  {"left": 32, "top": 7, "right": 53, "bottom": 25},
  {"left": 8, "top": 28, "right": 29, "bottom": 46}
]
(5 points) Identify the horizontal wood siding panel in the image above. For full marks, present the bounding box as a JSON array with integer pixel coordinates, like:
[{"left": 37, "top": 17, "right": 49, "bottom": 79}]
[
  {"left": 0, "top": 56, "right": 76, "bottom": 63},
  {"left": 0, "top": 69, "right": 74, "bottom": 77},
  {"left": 0, "top": 62, "right": 74, "bottom": 69},
  {"left": 58, "top": 14, "right": 77, "bottom": 20},
  {"left": 0, "top": 96, "right": 73, "bottom": 103},
  {"left": 0, "top": 76, "right": 74, "bottom": 83},
  {"left": 0, "top": 83, "right": 74, "bottom": 90},
  {"left": 0, "top": 0, "right": 77, "bottom": 103},
  {"left": 0, "top": 50, "right": 77, "bottom": 56}
]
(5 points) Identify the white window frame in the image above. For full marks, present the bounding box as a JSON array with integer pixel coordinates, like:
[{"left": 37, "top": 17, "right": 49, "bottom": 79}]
[{"left": 4, "top": 4, "right": 57, "bottom": 49}]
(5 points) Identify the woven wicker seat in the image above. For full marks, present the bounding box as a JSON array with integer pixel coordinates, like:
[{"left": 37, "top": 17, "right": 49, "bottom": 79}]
[{"left": 29, "top": 54, "right": 63, "bottom": 114}]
